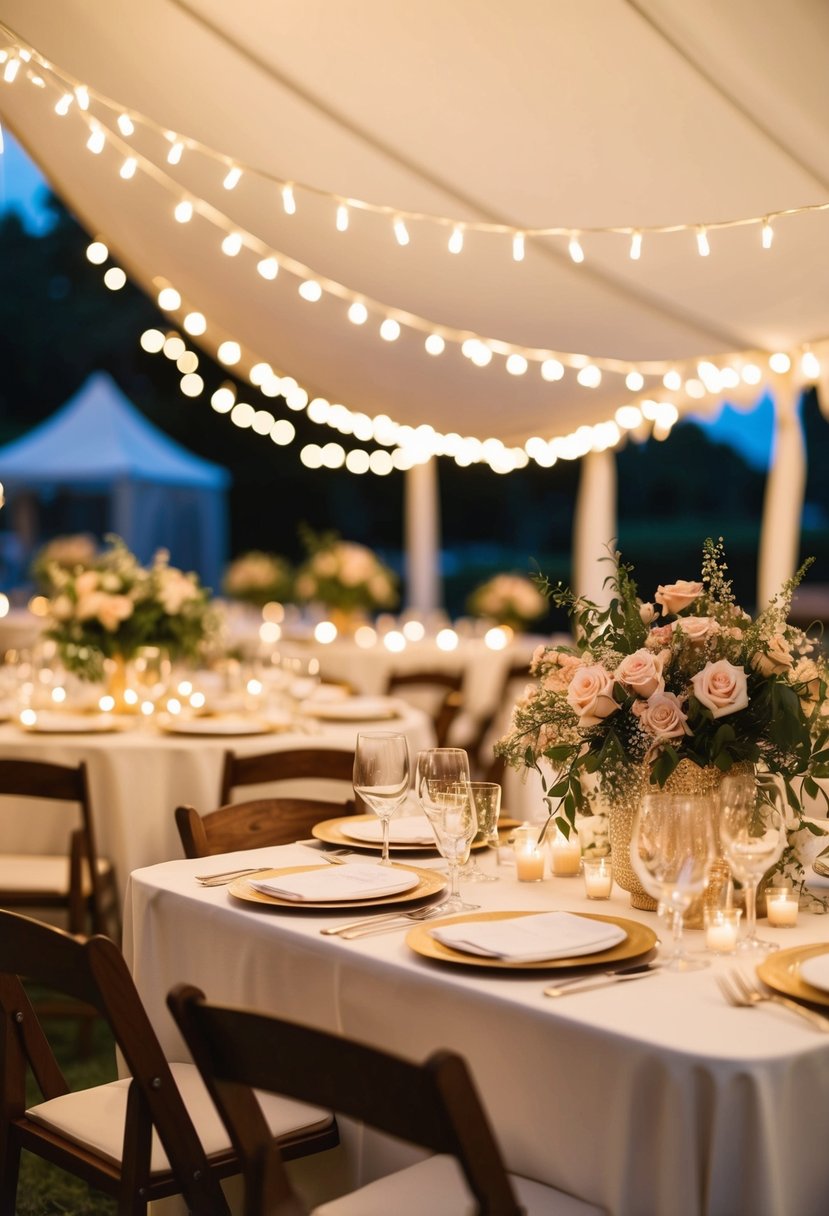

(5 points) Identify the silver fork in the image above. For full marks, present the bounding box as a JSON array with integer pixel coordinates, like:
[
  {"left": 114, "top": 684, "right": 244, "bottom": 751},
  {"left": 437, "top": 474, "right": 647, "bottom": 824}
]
[
  {"left": 321, "top": 903, "right": 447, "bottom": 939},
  {"left": 716, "top": 970, "right": 829, "bottom": 1033},
  {"left": 196, "top": 866, "right": 271, "bottom": 886}
]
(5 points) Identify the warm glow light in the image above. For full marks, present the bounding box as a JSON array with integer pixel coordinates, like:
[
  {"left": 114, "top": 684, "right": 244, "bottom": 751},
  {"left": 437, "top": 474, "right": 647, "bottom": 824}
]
[
  {"left": 174, "top": 200, "right": 193, "bottom": 223},
  {"left": 221, "top": 232, "right": 243, "bottom": 256},
  {"left": 506, "top": 354, "right": 528, "bottom": 376},
  {"left": 393, "top": 217, "right": 410, "bottom": 246},
  {"left": 512, "top": 232, "right": 525, "bottom": 261},
  {"left": 345, "top": 449, "right": 370, "bottom": 473},
  {"left": 801, "top": 351, "right": 821, "bottom": 380},
  {"left": 98, "top": 695, "right": 115, "bottom": 713},
  {"left": 761, "top": 219, "right": 774, "bottom": 249},
  {"left": 259, "top": 621, "right": 281, "bottom": 644},
  {"left": 314, "top": 621, "right": 338, "bottom": 644},
  {"left": 86, "top": 241, "right": 108, "bottom": 265},
  {"left": 74, "top": 85, "right": 89, "bottom": 110},
  {"left": 629, "top": 230, "right": 642, "bottom": 260},
  {"left": 281, "top": 183, "right": 296, "bottom": 214},
  {"left": 104, "top": 267, "right": 126, "bottom": 290},
  {"left": 19, "top": 709, "right": 37, "bottom": 727},
  {"left": 448, "top": 225, "right": 464, "bottom": 254},
  {"left": 402, "top": 619, "right": 425, "bottom": 641},
  {"left": 336, "top": 203, "right": 349, "bottom": 231},
  {"left": 576, "top": 365, "right": 601, "bottom": 388},
  {"left": 211, "top": 386, "right": 235, "bottom": 413},
  {"left": 157, "top": 287, "right": 181, "bottom": 310},
  {"left": 231, "top": 402, "right": 255, "bottom": 428},
  {"left": 696, "top": 227, "right": 710, "bottom": 257},
  {"left": 86, "top": 127, "right": 105, "bottom": 154},
  {"left": 167, "top": 140, "right": 184, "bottom": 165},
  {"left": 177, "top": 351, "right": 198, "bottom": 374},
  {"left": 217, "top": 341, "right": 241, "bottom": 365},
  {"left": 183, "top": 312, "right": 207, "bottom": 336},
  {"left": 769, "top": 352, "right": 791, "bottom": 374},
  {"left": 0, "top": 593, "right": 8, "bottom": 619},
  {"left": 484, "top": 627, "right": 509, "bottom": 651},
  {"left": 3, "top": 57, "right": 20, "bottom": 84},
  {"left": 380, "top": 318, "right": 401, "bottom": 341},
  {"left": 568, "top": 234, "right": 585, "bottom": 263},
  {"left": 383, "top": 630, "right": 406, "bottom": 653},
  {"left": 223, "top": 166, "right": 242, "bottom": 190},
  {"left": 257, "top": 256, "right": 278, "bottom": 280},
  {"left": 436, "top": 628, "right": 459, "bottom": 652},
  {"left": 119, "top": 156, "right": 137, "bottom": 180},
  {"left": 28, "top": 595, "right": 50, "bottom": 617},
  {"left": 354, "top": 625, "right": 377, "bottom": 648},
  {"left": 54, "top": 92, "right": 73, "bottom": 115},
  {"left": 298, "top": 280, "right": 322, "bottom": 302},
  {"left": 348, "top": 301, "right": 368, "bottom": 325},
  {"left": 117, "top": 113, "right": 134, "bottom": 136},
  {"left": 180, "top": 373, "right": 204, "bottom": 397},
  {"left": 615, "top": 404, "right": 643, "bottom": 429},
  {"left": 425, "top": 334, "right": 445, "bottom": 356},
  {"left": 540, "top": 359, "right": 564, "bottom": 381},
  {"left": 663, "top": 370, "right": 682, "bottom": 391},
  {"left": 140, "top": 328, "right": 165, "bottom": 353},
  {"left": 625, "top": 371, "right": 645, "bottom": 391},
  {"left": 271, "top": 419, "right": 295, "bottom": 445},
  {"left": 741, "top": 363, "right": 762, "bottom": 385}
]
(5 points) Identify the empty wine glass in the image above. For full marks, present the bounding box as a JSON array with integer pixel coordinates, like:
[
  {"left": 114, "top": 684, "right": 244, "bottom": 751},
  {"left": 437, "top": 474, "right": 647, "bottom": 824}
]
[
  {"left": 127, "top": 646, "right": 171, "bottom": 724},
  {"left": 352, "top": 733, "right": 410, "bottom": 866},
  {"left": 631, "top": 792, "right": 715, "bottom": 971},
  {"left": 415, "top": 748, "right": 479, "bottom": 911},
  {"left": 459, "top": 781, "right": 502, "bottom": 882},
  {"left": 719, "top": 774, "right": 785, "bottom": 953}
]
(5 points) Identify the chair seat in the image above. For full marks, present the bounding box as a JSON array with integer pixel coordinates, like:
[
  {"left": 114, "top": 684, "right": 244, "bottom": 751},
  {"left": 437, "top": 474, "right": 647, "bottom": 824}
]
[
  {"left": 311, "top": 1153, "right": 605, "bottom": 1216},
  {"left": 26, "top": 1060, "right": 334, "bottom": 1175},
  {"left": 0, "top": 853, "right": 112, "bottom": 896}
]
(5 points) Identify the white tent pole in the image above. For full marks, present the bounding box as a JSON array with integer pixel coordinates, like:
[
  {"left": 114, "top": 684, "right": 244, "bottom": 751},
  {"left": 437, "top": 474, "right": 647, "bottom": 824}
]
[
  {"left": 573, "top": 449, "right": 617, "bottom": 608},
  {"left": 404, "top": 458, "right": 441, "bottom": 613},
  {"left": 757, "top": 376, "right": 806, "bottom": 608}
]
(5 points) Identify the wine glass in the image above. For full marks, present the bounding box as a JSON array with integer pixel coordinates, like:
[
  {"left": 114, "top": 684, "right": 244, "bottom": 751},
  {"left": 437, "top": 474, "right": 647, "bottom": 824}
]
[
  {"left": 719, "top": 774, "right": 786, "bottom": 953},
  {"left": 631, "top": 792, "right": 714, "bottom": 971},
  {"left": 459, "top": 781, "right": 502, "bottom": 882},
  {"left": 415, "top": 748, "right": 479, "bottom": 911},
  {"left": 127, "top": 646, "right": 171, "bottom": 723},
  {"left": 352, "top": 733, "right": 410, "bottom": 866}
]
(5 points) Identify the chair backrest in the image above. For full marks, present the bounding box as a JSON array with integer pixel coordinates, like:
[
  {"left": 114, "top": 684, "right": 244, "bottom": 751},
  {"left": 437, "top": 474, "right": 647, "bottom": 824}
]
[
  {"left": 0, "top": 758, "right": 109, "bottom": 935},
  {"left": 0, "top": 909, "right": 229, "bottom": 1214},
  {"left": 175, "top": 796, "right": 355, "bottom": 859},
  {"left": 219, "top": 747, "right": 356, "bottom": 806},
  {"left": 168, "top": 984, "right": 522, "bottom": 1216},
  {"left": 384, "top": 670, "right": 464, "bottom": 747},
  {"left": 468, "top": 661, "right": 535, "bottom": 781}
]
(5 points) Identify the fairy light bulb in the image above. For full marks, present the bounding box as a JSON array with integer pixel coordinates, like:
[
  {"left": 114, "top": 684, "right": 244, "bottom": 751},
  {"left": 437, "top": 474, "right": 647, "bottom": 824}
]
[
  {"left": 223, "top": 166, "right": 242, "bottom": 190},
  {"left": 769, "top": 352, "right": 791, "bottom": 374},
  {"left": 380, "top": 318, "right": 401, "bottom": 341},
  {"left": 761, "top": 218, "right": 774, "bottom": 250},
  {"left": 86, "top": 241, "right": 108, "bottom": 265},
  {"left": 448, "top": 225, "right": 464, "bottom": 254},
  {"left": 54, "top": 92, "right": 72, "bottom": 115},
  {"left": 512, "top": 232, "right": 525, "bottom": 262},
  {"left": 4, "top": 56, "right": 23, "bottom": 84},
  {"left": 174, "top": 200, "right": 193, "bottom": 223},
  {"left": 183, "top": 312, "right": 206, "bottom": 336},
  {"left": 336, "top": 203, "right": 349, "bottom": 232},
  {"left": 425, "top": 334, "right": 445, "bottom": 356},
  {"left": 86, "top": 127, "right": 105, "bottom": 154},
  {"left": 157, "top": 287, "right": 181, "bottom": 310},
  {"left": 104, "top": 268, "right": 126, "bottom": 291},
  {"left": 74, "top": 84, "right": 89, "bottom": 110},
  {"left": 117, "top": 113, "right": 134, "bottom": 136},
  {"left": 577, "top": 365, "right": 601, "bottom": 388},
  {"left": 568, "top": 233, "right": 585, "bottom": 264},
  {"left": 281, "top": 183, "right": 296, "bottom": 214},
  {"left": 663, "top": 369, "right": 682, "bottom": 391},
  {"left": 257, "top": 257, "right": 278, "bottom": 280},
  {"left": 625, "top": 371, "right": 644, "bottom": 392},
  {"left": 629, "top": 230, "right": 642, "bottom": 260},
  {"left": 741, "top": 363, "right": 762, "bottom": 385},
  {"left": 801, "top": 350, "right": 821, "bottom": 380},
  {"left": 119, "top": 156, "right": 137, "bottom": 180},
  {"left": 696, "top": 227, "right": 710, "bottom": 257},
  {"left": 506, "top": 354, "right": 528, "bottom": 376},
  {"left": 393, "top": 217, "right": 410, "bottom": 246},
  {"left": 221, "top": 231, "right": 243, "bottom": 256},
  {"left": 298, "top": 280, "right": 322, "bottom": 302},
  {"left": 348, "top": 301, "right": 368, "bottom": 325},
  {"left": 540, "top": 358, "right": 564, "bottom": 381},
  {"left": 218, "top": 341, "right": 241, "bottom": 365}
]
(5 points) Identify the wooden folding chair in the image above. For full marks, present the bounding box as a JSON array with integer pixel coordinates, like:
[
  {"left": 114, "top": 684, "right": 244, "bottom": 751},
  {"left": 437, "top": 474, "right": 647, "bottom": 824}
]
[
  {"left": 384, "top": 670, "right": 464, "bottom": 747},
  {"left": 219, "top": 746, "right": 356, "bottom": 806},
  {"left": 175, "top": 795, "right": 357, "bottom": 859},
  {"left": 0, "top": 911, "right": 338, "bottom": 1216},
  {"left": 0, "top": 758, "right": 119, "bottom": 939},
  {"left": 168, "top": 985, "right": 603, "bottom": 1216}
]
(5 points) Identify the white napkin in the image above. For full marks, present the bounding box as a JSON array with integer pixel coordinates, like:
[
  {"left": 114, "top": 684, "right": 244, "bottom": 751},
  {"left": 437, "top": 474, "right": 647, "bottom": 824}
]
[
  {"left": 342, "top": 816, "right": 436, "bottom": 846},
  {"left": 250, "top": 863, "right": 419, "bottom": 903},
  {"left": 799, "top": 953, "right": 829, "bottom": 993},
  {"left": 430, "top": 911, "right": 627, "bottom": 962}
]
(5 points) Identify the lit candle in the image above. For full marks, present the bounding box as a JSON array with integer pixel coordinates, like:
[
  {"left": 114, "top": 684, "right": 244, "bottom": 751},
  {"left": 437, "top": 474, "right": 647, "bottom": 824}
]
[
  {"left": 766, "top": 887, "right": 799, "bottom": 927},
  {"left": 704, "top": 908, "right": 741, "bottom": 953},
  {"left": 513, "top": 825, "right": 545, "bottom": 882},
  {"left": 582, "top": 857, "right": 613, "bottom": 899},
  {"left": 550, "top": 831, "right": 581, "bottom": 877}
]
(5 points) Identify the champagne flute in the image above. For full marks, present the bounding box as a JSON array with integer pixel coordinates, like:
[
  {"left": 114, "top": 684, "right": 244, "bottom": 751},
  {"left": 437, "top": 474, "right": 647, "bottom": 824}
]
[
  {"left": 459, "top": 781, "right": 502, "bottom": 882},
  {"left": 719, "top": 774, "right": 785, "bottom": 953},
  {"left": 352, "top": 733, "right": 410, "bottom": 866}
]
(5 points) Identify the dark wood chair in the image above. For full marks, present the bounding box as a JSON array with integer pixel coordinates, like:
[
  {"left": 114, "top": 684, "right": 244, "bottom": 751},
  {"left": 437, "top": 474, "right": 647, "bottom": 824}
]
[
  {"left": 175, "top": 795, "right": 357, "bottom": 859},
  {"left": 168, "top": 984, "right": 584, "bottom": 1216},
  {"left": 0, "top": 910, "right": 338, "bottom": 1216},
  {"left": 0, "top": 758, "right": 119, "bottom": 939},
  {"left": 219, "top": 746, "right": 356, "bottom": 806},
  {"left": 384, "top": 670, "right": 463, "bottom": 747}
]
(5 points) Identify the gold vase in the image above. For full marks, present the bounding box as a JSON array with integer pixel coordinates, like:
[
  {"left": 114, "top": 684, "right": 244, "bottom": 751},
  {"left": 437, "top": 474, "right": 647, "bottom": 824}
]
[
  {"left": 327, "top": 607, "right": 367, "bottom": 637},
  {"left": 104, "top": 653, "right": 137, "bottom": 714},
  {"left": 607, "top": 759, "right": 751, "bottom": 923}
]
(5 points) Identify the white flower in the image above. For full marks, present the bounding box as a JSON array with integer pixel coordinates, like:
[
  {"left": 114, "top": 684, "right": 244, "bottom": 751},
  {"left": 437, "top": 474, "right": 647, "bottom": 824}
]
[{"left": 156, "top": 568, "right": 199, "bottom": 614}]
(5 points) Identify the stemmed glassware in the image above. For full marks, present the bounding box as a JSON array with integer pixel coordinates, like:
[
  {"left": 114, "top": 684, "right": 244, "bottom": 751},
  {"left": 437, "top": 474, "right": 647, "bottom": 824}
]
[
  {"left": 127, "top": 646, "right": 171, "bottom": 724},
  {"left": 415, "top": 748, "right": 480, "bottom": 912},
  {"left": 719, "top": 773, "right": 786, "bottom": 953},
  {"left": 630, "top": 792, "right": 715, "bottom": 971},
  {"left": 459, "top": 781, "right": 502, "bottom": 882},
  {"left": 352, "top": 732, "right": 410, "bottom": 866}
]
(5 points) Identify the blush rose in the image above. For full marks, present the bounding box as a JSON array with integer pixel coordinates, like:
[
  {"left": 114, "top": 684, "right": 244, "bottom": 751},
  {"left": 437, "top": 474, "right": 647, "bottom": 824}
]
[
  {"left": 655, "top": 580, "right": 703, "bottom": 615},
  {"left": 691, "top": 659, "right": 749, "bottom": 718},
  {"left": 566, "top": 664, "right": 619, "bottom": 728}
]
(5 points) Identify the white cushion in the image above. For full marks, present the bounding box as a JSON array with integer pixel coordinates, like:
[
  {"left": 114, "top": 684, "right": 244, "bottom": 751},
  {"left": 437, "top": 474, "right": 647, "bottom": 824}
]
[
  {"left": 26, "top": 1060, "right": 333, "bottom": 1175},
  {"left": 311, "top": 1153, "right": 604, "bottom": 1216},
  {"left": 0, "top": 853, "right": 112, "bottom": 896}
]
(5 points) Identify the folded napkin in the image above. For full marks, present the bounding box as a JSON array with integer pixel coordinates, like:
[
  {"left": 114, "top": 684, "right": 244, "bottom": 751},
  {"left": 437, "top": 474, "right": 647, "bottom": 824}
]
[
  {"left": 799, "top": 953, "right": 829, "bottom": 993},
  {"left": 250, "top": 863, "right": 419, "bottom": 903},
  {"left": 342, "top": 816, "right": 436, "bottom": 846},
  {"left": 430, "top": 911, "right": 627, "bottom": 962}
]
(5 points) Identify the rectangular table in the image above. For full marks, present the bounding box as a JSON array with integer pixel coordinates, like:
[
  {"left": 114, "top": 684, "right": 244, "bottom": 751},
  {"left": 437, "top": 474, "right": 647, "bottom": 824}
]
[{"left": 124, "top": 846, "right": 829, "bottom": 1216}]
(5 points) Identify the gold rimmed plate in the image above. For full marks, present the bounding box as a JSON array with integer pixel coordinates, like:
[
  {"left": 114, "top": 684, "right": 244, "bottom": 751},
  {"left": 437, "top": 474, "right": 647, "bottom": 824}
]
[
  {"left": 406, "top": 909, "right": 657, "bottom": 971},
  {"left": 228, "top": 863, "right": 446, "bottom": 911},
  {"left": 757, "top": 944, "right": 829, "bottom": 1009},
  {"left": 312, "top": 814, "right": 488, "bottom": 853}
]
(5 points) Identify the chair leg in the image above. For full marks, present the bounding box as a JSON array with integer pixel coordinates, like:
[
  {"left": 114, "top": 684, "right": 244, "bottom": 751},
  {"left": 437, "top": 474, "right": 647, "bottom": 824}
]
[{"left": 0, "top": 1132, "right": 21, "bottom": 1216}]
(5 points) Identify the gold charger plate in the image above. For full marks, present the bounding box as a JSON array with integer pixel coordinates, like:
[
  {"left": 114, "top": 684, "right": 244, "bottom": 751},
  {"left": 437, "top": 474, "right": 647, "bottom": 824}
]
[
  {"left": 757, "top": 944, "right": 829, "bottom": 1009},
  {"left": 228, "top": 863, "right": 446, "bottom": 911},
  {"left": 406, "top": 909, "right": 657, "bottom": 971},
  {"left": 312, "top": 814, "right": 487, "bottom": 853}
]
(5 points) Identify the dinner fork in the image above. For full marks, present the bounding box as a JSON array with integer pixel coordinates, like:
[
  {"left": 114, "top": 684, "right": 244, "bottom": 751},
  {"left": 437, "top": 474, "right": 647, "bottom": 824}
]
[
  {"left": 716, "top": 970, "right": 829, "bottom": 1033},
  {"left": 321, "top": 903, "right": 447, "bottom": 938}
]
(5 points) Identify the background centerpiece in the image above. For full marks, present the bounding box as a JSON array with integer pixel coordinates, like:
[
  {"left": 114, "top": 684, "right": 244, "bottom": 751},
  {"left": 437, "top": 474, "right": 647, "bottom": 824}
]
[
  {"left": 497, "top": 538, "right": 829, "bottom": 906},
  {"left": 467, "top": 572, "right": 547, "bottom": 633},
  {"left": 221, "top": 550, "right": 294, "bottom": 608},
  {"left": 294, "top": 528, "right": 398, "bottom": 633}
]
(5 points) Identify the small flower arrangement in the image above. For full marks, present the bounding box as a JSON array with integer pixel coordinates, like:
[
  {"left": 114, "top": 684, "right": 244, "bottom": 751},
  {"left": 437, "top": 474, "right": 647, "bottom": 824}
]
[
  {"left": 222, "top": 550, "right": 293, "bottom": 607},
  {"left": 44, "top": 535, "right": 215, "bottom": 679},
  {"left": 467, "top": 572, "right": 547, "bottom": 631},
  {"left": 294, "top": 528, "right": 397, "bottom": 615},
  {"left": 30, "top": 533, "right": 98, "bottom": 593},
  {"left": 497, "top": 539, "right": 829, "bottom": 861}
]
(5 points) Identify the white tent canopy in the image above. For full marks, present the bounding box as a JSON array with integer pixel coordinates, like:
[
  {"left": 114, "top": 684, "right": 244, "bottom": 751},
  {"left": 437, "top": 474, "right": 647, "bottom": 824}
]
[
  {"left": 0, "top": 372, "right": 230, "bottom": 589},
  {"left": 0, "top": 0, "right": 826, "bottom": 599}
]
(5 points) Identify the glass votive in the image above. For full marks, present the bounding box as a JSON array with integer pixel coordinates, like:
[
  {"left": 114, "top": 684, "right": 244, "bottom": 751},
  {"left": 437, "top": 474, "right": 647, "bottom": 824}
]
[
  {"left": 549, "top": 829, "right": 581, "bottom": 878},
  {"left": 704, "top": 906, "right": 742, "bottom": 953},
  {"left": 582, "top": 857, "right": 613, "bottom": 900},
  {"left": 766, "top": 886, "right": 799, "bottom": 928},
  {"left": 513, "top": 825, "right": 545, "bottom": 882}
]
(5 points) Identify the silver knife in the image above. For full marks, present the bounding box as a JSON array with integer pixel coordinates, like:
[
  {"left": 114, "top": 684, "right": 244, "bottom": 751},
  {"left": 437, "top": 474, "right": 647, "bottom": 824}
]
[{"left": 544, "top": 968, "right": 661, "bottom": 998}]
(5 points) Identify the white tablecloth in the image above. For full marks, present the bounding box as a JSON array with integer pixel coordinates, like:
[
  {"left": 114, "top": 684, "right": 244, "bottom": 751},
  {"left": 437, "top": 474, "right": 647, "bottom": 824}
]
[
  {"left": 123, "top": 848, "right": 829, "bottom": 1216},
  {"left": 0, "top": 702, "right": 434, "bottom": 885}
]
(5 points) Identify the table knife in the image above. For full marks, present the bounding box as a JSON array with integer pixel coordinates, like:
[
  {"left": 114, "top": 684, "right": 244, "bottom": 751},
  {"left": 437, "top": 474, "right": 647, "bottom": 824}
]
[{"left": 544, "top": 968, "right": 661, "bottom": 998}]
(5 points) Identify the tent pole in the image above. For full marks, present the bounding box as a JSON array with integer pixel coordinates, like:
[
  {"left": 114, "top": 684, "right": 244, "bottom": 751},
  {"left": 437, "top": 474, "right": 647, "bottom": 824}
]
[
  {"left": 757, "top": 376, "right": 806, "bottom": 608},
  {"left": 404, "top": 458, "right": 441, "bottom": 614},
  {"left": 573, "top": 448, "right": 617, "bottom": 609}
]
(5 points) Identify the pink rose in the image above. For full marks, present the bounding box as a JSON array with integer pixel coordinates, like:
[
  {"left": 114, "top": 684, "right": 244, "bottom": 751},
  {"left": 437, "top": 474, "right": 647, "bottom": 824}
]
[
  {"left": 615, "top": 648, "right": 667, "bottom": 698},
  {"left": 691, "top": 659, "right": 749, "bottom": 718},
  {"left": 566, "top": 664, "right": 619, "bottom": 728},
  {"left": 674, "top": 616, "right": 717, "bottom": 645},
  {"left": 638, "top": 601, "right": 657, "bottom": 625},
  {"left": 542, "top": 652, "right": 583, "bottom": 693},
  {"left": 646, "top": 624, "right": 674, "bottom": 651},
  {"left": 751, "top": 633, "right": 793, "bottom": 677},
  {"left": 655, "top": 580, "right": 703, "bottom": 615},
  {"left": 635, "top": 691, "right": 692, "bottom": 740}
]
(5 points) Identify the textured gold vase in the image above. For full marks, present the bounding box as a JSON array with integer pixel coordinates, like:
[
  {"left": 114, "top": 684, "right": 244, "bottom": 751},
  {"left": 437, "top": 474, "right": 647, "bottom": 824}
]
[{"left": 607, "top": 760, "right": 750, "bottom": 921}]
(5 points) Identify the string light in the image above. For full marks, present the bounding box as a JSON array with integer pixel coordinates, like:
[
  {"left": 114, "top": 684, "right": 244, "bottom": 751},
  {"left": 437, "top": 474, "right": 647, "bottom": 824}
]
[
  {"left": 629, "top": 230, "right": 642, "bottom": 260},
  {"left": 448, "top": 225, "right": 464, "bottom": 254},
  {"left": 425, "top": 334, "right": 445, "bottom": 356},
  {"left": 281, "top": 183, "right": 296, "bottom": 215},
  {"left": 3, "top": 55, "right": 20, "bottom": 83},
  {"left": 119, "top": 156, "right": 137, "bottom": 180},
  {"left": 73, "top": 84, "right": 89, "bottom": 110},
  {"left": 380, "top": 318, "right": 401, "bottom": 341},
  {"left": 761, "top": 218, "right": 774, "bottom": 250},
  {"left": 336, "top": 203, "right": 349, "bottom": 232},
  {"left": 298, "top": 279, "right": 322, "bottom": 302},
  {"left": 393, "top": 217, "right": 410, "bottom": 246},
  {"left": 696, "top": 226, "right": 710, "bottom": 257},
  {"left": 117, "top": 113, "right": 134, "bottom": 136},
  {"left": 625, "top": 371, "right": 644, "bottom": 392},
  {"left": 54, "top": 92, "right": 72, "bottom": 115},
  {"left": 220, "top": 231, "right": 243, "bottom": 256},
  {"left": 223, "top": 165, "right": 242, "bottom": 190},
  {"left": 347, "top": 301, "right": 368, "bottom": 325},
  {"left": 85, "top": 126, "right": 105, "bottom": 154},
  {"left": 568, "top": 233, "right": 585, "bottom": 264},
  {"left": 256, "top": 256, "right": 278, "bottom": 280},
  {"left": 512, "top": 232, "right": 525, "bottom": 262},
  {"left": 174, "top": 200, "right": 193, "bottom": 223}
]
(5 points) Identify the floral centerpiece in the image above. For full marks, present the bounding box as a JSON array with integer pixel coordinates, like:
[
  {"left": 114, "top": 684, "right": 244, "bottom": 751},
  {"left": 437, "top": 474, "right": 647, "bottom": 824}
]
[
  {"left": 30, "top": 533, "right": 98, "bottom": 593},
  {"left": 294, "top": 528, "right": 398, "bottom": 623},
  {"left": 496, "top": 539, "right": 829, "bottom": 891},
  {"left": 43, "top": 535, "right": 215, "bottom": 681},
  {"left": 222, "top": 550, "right": 293, "bottom": 607},
  {"left": 467, "top": 572, "right": 547, "bottom": 632}
]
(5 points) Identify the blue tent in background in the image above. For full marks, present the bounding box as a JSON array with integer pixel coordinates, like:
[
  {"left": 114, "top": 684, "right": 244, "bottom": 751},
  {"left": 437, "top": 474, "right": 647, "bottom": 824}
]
[{"left": 0, "top": 372, "right": 230, "bottom": 591}]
